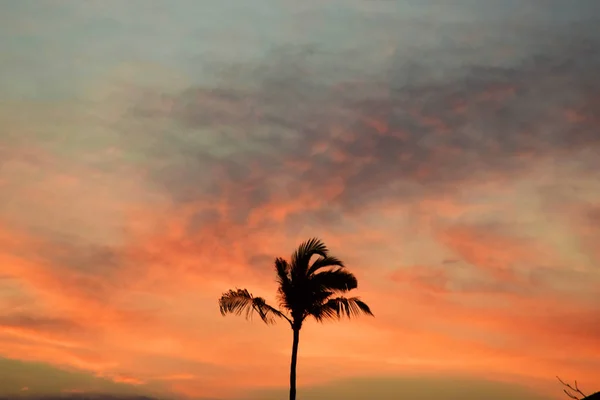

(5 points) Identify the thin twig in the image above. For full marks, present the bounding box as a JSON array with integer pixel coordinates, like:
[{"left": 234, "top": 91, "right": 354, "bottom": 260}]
[{"left": 557, "top": 376, "right": 588, "bottom": 400}]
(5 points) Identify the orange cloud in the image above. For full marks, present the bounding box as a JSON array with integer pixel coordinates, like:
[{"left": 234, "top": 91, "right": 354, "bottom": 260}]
[
  {"left": 436, "top": 224, "right": 551, "bottom": 281},
  {"left": 2, "top": 147, "right": 599, "bottom": 399},
  {"left": 111, "top": 375, "right": 145, "bottom": 386}
]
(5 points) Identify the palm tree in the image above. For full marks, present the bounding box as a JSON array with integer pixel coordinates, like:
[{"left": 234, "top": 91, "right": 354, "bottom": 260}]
[{"left": 218, "top": 237, "right": 373, "bottom": 400}]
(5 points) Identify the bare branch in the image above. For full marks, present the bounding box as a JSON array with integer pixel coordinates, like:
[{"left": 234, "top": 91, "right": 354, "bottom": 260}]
[{"left": 557, "top": 376, "right": 588, "bottom": 400}]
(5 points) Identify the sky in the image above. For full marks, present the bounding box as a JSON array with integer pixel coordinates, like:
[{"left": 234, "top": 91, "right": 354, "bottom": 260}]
[{"left": 0, "top": 0, "right": 599, "bottom": 399}]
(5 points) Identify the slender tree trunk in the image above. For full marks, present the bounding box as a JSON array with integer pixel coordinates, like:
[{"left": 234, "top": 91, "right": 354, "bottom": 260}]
[{"left": 289, "top": 328, "right": 300, "bottom": 400}]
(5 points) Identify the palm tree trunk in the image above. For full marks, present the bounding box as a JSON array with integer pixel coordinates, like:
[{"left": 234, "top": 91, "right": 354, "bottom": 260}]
[{"left": 289, "top": 328, "right": 300, "bottom": 400}]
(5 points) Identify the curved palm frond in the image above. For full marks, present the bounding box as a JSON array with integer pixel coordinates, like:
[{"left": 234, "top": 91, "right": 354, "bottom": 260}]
[
  {"left": 307, "top": 255, "right": 345, "bottom": 276},
  {"left": 219, "top": 288, "right": 287, "bottom": 325},
  {"left": 307, "top": 302, "right": 338, "bottom": 322},
  {"left": 275, "top": 257, "right": 291, "bottom": 286},
  {"left": 308, "top": 296, "right": 373, "bottom": 322},
  {"left": 310, "top": 267, "right": 357, "bottom": 292},
  {"left": 275, "top": 257, "right": 293, "bottom": 310},
  {"left": 291, "top": 237, "right": 328, "bottom": 276},
  {"left": 302, "top": 290, "right": 334, "bottom": 321}
]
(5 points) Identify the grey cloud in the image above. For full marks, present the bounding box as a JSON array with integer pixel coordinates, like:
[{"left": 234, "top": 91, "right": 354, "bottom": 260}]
[
  {"left": 0, "top": 315, "right": 83, "bottom": 335},
  {"left": 186, "top": 209, "right": 222, "bottom": 237},
  {"left": 122, "top": 15, "right": 600, "bottom": 233},
  {"left": 0, "top": 357, "right": 167, "bottom": 399},
  {"left": 44, "top": 240, "right": 123, "bottom": 273},
  {"left": 246, "top": 253, "right": 274, "bottom": 270},
  {"left": 6, "top": 235, "right": 130, "bottom": 302}
]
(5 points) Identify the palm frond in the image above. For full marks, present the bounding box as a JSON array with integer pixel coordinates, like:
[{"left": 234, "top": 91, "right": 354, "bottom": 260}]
[
  {"left": 302, "top": 290, "right": 335, "bottom": 321},
  {"left": 291, "top": 237, "right": 328, "bottom": 276},
  {"left": 275, "top": 257, "right": 293, "bottom": 310},
  {"left": 307, "top": 255, "right": 345, "bottom": 276},
  {"left": 310, "top": 267, "right": 357, "bottom": 292},
  {"left": 309, "top": 296, "right": 373, "bottom": 322},
  {"left": 275, "top": 257, "right": 291, "bottom": 286},
  {"left": 218, "top": 288, "right": 286, "bottom": 325},
  {"left": 307, "top": 303, "right": 338, "bottom": 322}
]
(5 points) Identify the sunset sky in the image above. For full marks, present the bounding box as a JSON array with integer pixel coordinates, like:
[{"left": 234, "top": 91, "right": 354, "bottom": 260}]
[{"left": 1, "top": 1, "right": 599, "bottom": 399}]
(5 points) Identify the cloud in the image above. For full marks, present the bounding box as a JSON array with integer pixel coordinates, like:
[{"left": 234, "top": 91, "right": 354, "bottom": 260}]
[
  {"left": 245, "top": 375, "right": 552, "bottom": 400},
  {"left": 114, "top": 27, "right": 600, "bottom": 236},
  {"left": 0, "top": 357, "right": 158, "bottom": 398}
]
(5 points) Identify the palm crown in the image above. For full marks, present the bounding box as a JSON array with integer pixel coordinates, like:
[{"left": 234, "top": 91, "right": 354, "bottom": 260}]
[{"left": 218, "top": 237, "right": 373, "bottom": 329}]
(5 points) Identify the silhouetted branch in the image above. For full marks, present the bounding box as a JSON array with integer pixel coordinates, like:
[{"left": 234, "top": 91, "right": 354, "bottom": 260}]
[{"left": 557, "top": 376, "right": 588, "bottom": 400}]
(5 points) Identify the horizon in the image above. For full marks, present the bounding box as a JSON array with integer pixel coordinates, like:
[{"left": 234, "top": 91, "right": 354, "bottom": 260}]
[{"left": 1, "top": 1, "right": 599, "bottom": 399}]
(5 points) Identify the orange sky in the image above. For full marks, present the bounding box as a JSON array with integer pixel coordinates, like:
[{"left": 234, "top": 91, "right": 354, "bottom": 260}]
[{"left": 1, "top": 1, "right": 599, "bottom": 399}]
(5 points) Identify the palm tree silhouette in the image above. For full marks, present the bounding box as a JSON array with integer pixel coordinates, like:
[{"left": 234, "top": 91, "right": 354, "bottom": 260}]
[{"left": 218, "top": 237, "right": 373, "bottom": 400}]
